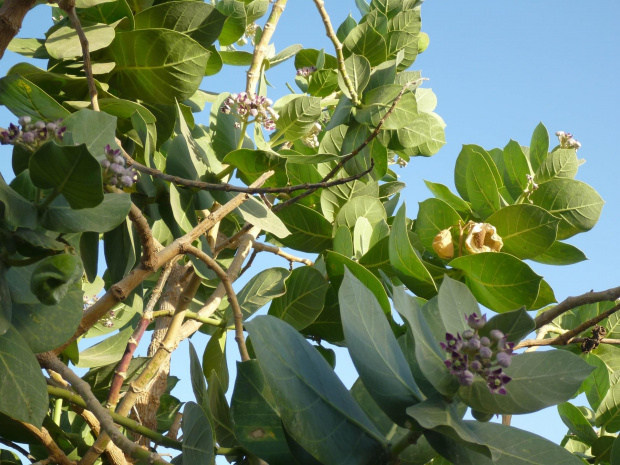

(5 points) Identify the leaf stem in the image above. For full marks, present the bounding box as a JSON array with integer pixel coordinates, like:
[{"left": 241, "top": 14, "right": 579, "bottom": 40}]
[
  {"left": 53, "top": 398, "right": 62, "bottom": 425},
  {"left": 389, "top": 430, "right": 422, "bottom": 461},
  {"left": 38, "top": 188, "right": 61, "bottom": 209}
]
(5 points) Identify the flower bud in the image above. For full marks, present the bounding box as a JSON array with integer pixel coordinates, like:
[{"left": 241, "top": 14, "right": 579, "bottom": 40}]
[
  {"left": 120, "top": 175, "right": 134, "bottom": 187},
  {"left": 18, "top": 116, "right": 31, "bottom": 126},
  {"left": 479, "top": 346, "right": 492, "bottom": 359},
  {"left": 457, "top": 370, "right": 475, "bottom": 386},
  {"left": 470, "top": 360, "right": 482, "bottom": 372},
  {"left": 480, "top": 336, "right": 491, "bottom": 347},
  {"left": 496, "top": 352, "right": 512, "bottom": 368},
  {"left": 433, "top": 229, "right": 454, "bottom": 259},
  {"left": 489, "top": 329, "right": 504, "bottom": 342},
  {"left": 467, "top": 337, "right": 481, "bottom": 352},
  {"left": 101, "top": 159, "right": 110, "bottom": 169},
  {"left": 109, "top": 163, "right": 124, "bottom": 175},
  {"left": 34, "top": 121, "right": 46, "bottom": 130},
  {"left": 466, "top": 312, "right": 487, "bottom": 330},
  {"left": 22, "top": 132, "right": 36, "bottom": 144},
  {"left": 462, "top": 330, "right": 474, "bottom": 340}
]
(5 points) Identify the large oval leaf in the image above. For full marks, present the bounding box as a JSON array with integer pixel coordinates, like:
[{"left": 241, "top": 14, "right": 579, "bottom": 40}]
[
  {"left": 466, "top": 151, "right": 500, "bottom": 219},
  {"left": 458, "top": 351, "right": 594, "bottom": 414},
  {"left": 246, "top": 316, "right": 388, "bottom": 465},
  {"left": 0, "top": 75, "right": 70, "bottom": 122},
  {"left": 535, "top": 148, "right": 579, "bottom": 183},
  {"left": 45, "top": 23, "right": 115, "bottom": 59},
  {"left": 340, "top": 270, "right": 422, "bottom": 425},
  {"left": 236, "top": 268, "right": 289, "bottom": 319},
  {"left": 530, "top": 178, "right": 604, "bottom": 240},
  {"left": 275, "top": 204, "right": 332, "bottom": 253},
  {"left": 415, "top": 198, "right": 462, "bottom": 253},
  {"left": 182, "top": 402, "right": 215, "bottom": 465},
  {"left": 269, "top": 266, "right": 328, "bottom": 330},
  {"left": 0, "top": 326, "right": 48, "bottom": 428},
  {"left": 486, "top": 204, "right": 559, "bottom": 260},
  {"left": 105, "top": 29, "right": 210, "bottom": 104},
  {"left": 449, "top": 252, "right": 542, "bottom": 313},
  {"left": 274, "top": 96, "right": 322, "bottom": 141}
]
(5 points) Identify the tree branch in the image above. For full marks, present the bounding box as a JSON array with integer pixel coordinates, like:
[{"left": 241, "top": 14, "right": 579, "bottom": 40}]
[
  {"left": 534, "top": 285, "right": 620, "bottom": 329},
  {"left": 61, "top": 1, "right": 99, "bottom": 111},
  {"left": 127, "top": 200, "right": 159, "bottom": 270},
  {"left": 246, "top": 0, "right": 288, "bottom": 97},
  {"left": 39, "top": 356, "right": 169, "bottom": 464},
  {"left": 183, "top": 244, "right": 250, "bottom": 361},
  {"left": 20, "top": 422, "right": 74, "bottom": 465},
  {"left": 252, "top": 241, "right": 314, "bottom": 267},
  {"left": 0, "top": 0, "right": 37, "bottom": 60},
  {"left": 517, "top": 302, "right": 620, "bottom": 350},
  {"left": 0, "top": 437, "right": 35, "bottom": 463},
  {"left": 312, "top": 0, "right": 359, "bottom": 105}
]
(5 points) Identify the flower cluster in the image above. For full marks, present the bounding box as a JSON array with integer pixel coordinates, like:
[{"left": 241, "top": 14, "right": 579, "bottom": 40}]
[
  {"left": 83, "top": 294, "right": 98, "bottom": 310},
  {"left": 301, "top": 122, "right": 322, "bottom": 148},
  {"left": 441, "top": 313, "right": 514, "bottom": 395},
  {"left": 296, "top": 66, "right": 317, "bottom": 77},
  {"left": 1, "top": 116, "right": 66, "bottom": 149},
  {"left": 522, "top": 173, "right": 539, "bottom": 202},
  {"left": 220, "top": 92, "right": 278, "bottom": 131},
  {"left": 556, "top": 131, "right": 581, "bottom": 150},
  {"left": 100, "top": 144, "right": 138, "bottom": 189},
  {"left": 388, "top": 153, "right": 408, "bottom": 168},
  {"left": 100, "top": 309, "right": 116, "bottom": 328},
  {"left": 237, "top": 22, "right": 258, "bottom": 46}
]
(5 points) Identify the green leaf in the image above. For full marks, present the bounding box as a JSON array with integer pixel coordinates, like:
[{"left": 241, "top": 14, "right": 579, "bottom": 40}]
[
  {"left": 325, "top": 251, "right": 391, "bottom": 315},
  {"left": 203, "top": 328, "right": 228, "bottom": 392},
  {"left": 216, "top": 0, "right": 246, "bottom": 46},
  {"left": 274, "top": 96, "right": 322, "bottom": 141},
  {"left": 30, "top": 142, "right": 103, "bottom": 209},
  {"left": 308, "top": 69, "right": 339, "bottom": 97},
  {"left": 246, "top": 316, "right": 387, "bottom": 465},
  {"left": 580, "top": 353, "right": 610, "bottom": 411},
  {"left": 415, "top": 198, "right": 461, "bottom": 254},
  {"left": 61, "top": 108, "right": 119, "bottom": 161},
  {"left": 231, "top": 360, "right": 297, "bottom": 464},
  {"left": 0, "top": 174, "right": 37, "bottom": 229},
  {"left": 29, "top": 254, "right": 83, "bottom": 306},
  {"left": 40, "top": 193, "right": 132, "bottom": 233},
  {"left": 77, "top": 0, "right": 134, "bottom": 28},
  {"left": 269, "top": 266, "right": 328, "bottom": 330},
  {"left": 449, "top": 253, "right": 542, "bottom": 313},
  {"left": 237, "top": 197, "right": 290, "bottom": 238},
  {"left": 343, "top": 22, "right": 388, "bottom": 66},
  {"left": 340, "top": 270, "right": 422, "bottom": 425},
  {"left": 0, "top": 264, "right": 11, "bottom": 335},
  {"left": 531, "top": 241, "right": 587, "bottom": 266},
  {"left": 530, "top": 178, "right": 604, "bottom": 240},
  {"left": 0, "top": 74, "right": 70, "bottom": 122},
  {"left": 7, "top": 37, "right": 49, "bottom": 59},
  {"left": 182, "top": 402, "right": 215, "bottom": 465},
  {"left": 188, "top": 342, "right": 209, "bottom": 413},
  {"left": 485, "top": 204, "right": 559, "bottom": 259},
  {"left": 595, "top": 382, "right": 620, "bottom": 433},
  {"left": 237, "top": 268, "right": 289, "bottom": 318},
  {"left": 611, "top": 435, "right": 620, "bottom": 465},
  {"left": 459, "top": 351, "right": 594, "bottom": 414},
  {"left": 223, "top": 149, "right": 287, "bottom": 188},
  {"left": 437, "top": 276, "right": 480, "bottom": 336},
  {"left": 294, "top": 48, "right": 338, "bottom": 70},
  {"left": 423, "top": 181, "right": 472, "bottom": 216},
  {"left": 478, "top": 307, "right": 534, "bottom": 343},
  {"left": 389, "top": 204, "right": 436, "bottom": 299},
  {"left": 454, "top": 145, "right": 501, "bottom": 202},
  {"left": 502, "top": 140, "right": 531, "bottom": 199},
  {"left": 338, "top": 54, "right": 371, "bottom": 100},
  {"left": 557, "top": 402, "right": 598, "bottom": 445},
  {"left": 393, "top": 285, "right": 459, "bottom": 396},
  {"left": 270, "top": 44, "right": 303, "bottom": 67},
  {"left": 341, "top": 121, "right": 388, "bottom": 179},
  {"left": 134, "top": 1, "right": 226, "bottom": 48},
  {"left": 206, "top": 371, "right": 237, "bottom": 449},
  {"left": 529, "top": 122, "right": 549, "bottom": 173},
  {"left": 76, "top": 326, "right": 133, "bottom": 368},
  {"left": 466, "top": 151, "right": 500, "bottom": 219},
  {"left": 0, "top": 326, "right": 48, "bottom": 428},
  {"left": 275, "top": 204, "right": 332, "bottom": 253},
  {"left": 45, "top": 23, "right": 115, "bottom": 59},
  {"left": 407, "top": 395, "right": 492, "bottom": 459},
  {"left": 593, "top": 436, "right": 615, "bottom": 463},
  {"left": 105, "top": 29, "right": 210, "bottom": 104},
  {"left": 535, "top": 148, "right": 578, "bottom": 183},
  {"left": 335, "top": 196, "right": 387, "bottom": 230},
  {"left": 354, "top": 84, "right": 417, "bottom": 130},
  {"left": 103, "top": 218, "right": 136, "bottom": 282},
  {"left": 219, "top": 50, "right": 253, "bottom": 66}
]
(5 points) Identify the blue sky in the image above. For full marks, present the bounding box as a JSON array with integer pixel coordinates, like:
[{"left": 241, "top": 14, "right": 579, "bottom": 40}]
[{"left": 1, "top": 0, "right": 619, "bottom": 461}]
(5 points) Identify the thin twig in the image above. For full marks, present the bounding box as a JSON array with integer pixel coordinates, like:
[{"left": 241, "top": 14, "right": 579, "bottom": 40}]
[
  {"left": 516, "top": 302, "right": 620, "bottom": 350},
  {"left": 252, "top": 241, "right": 314, "bottom": 266},
  {"left": 312, "top": 0, "right": 359, "bottom": 105},
  {"left": 38, "top": 355, "right": 168, "bottom": 464},
  {"left": 0, "top": 437, "right": 35, "bottom": 463},
  {"left": 20, "top": 423, "right": 74, "bottom": 465},
  {"left": 534, "top": 285, "right": 620, "bottom": 329},
  {"left": 151, "top": 309, "right": 225, "bottom": 328},
  {"left": 105, "top": 261, "right": 175, "bottom": 409},
  {"left": 183, "top": 245, "right": 250, "bottom": 361},
  {"left": 246, "top": 0, "right": 288, "bottom": 97},
  {"left": 61, "top": 2, "right": 99, "bottom": 111},
  {"left": 239, "top": 248, "right": 259, "bottom": 277}
]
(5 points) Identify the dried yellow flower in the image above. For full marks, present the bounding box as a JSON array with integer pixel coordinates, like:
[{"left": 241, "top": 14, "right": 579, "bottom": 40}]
[
  {"left": 465, "top": 223, "right": 503, "bottom": 254},
  {"left": 433, "top": 229, "right": 454, "bottom": 259}
]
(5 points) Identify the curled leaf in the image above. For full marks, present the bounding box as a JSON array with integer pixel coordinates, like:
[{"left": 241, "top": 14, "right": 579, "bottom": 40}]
[{"left": 30, "top": 254, "right": 83, "bottom": 305}]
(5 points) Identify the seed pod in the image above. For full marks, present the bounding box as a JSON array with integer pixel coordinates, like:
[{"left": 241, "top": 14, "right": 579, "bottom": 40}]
[{"left": 433, "top": 228, "right": 454, "bottom": 259}]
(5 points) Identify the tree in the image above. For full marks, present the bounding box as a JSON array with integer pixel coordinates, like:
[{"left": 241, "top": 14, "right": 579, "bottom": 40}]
[{"left": 0, "top": 0, "right": 617, "bottom": 464}]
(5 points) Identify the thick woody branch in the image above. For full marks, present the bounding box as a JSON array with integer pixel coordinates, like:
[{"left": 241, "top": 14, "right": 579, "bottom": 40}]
[
  {"left": 0, "top": 0, "right": 37, "bottom": 60},
  {"left": 252, "top": 241, "right": 314, "bottom": 266},
  {"left": 47, "top": 171, "right": 272, "bottom": 355},
  {"left": 517, "top": 302, "right": 620, "bottom": 350},
  {"left": 38, "top": 355, "right": 167, "bottom": 464},
  {"left": 61, "top": 3, "right": 99, "bottom": 111},
  {"left": 128, "top": 202, "right": 159, "bottom": 270},
  {"left": 516, "top": 337, "right": 620, "bottom": 350},
  {"left": 534, "top": 285, "right": 620, "bottom": 329},
  {"left": 246, "top": 0, "right": 287, "bottom": 97},
  {"left": 20, "top": 422, "right": 74, "bottom": 465},
  {"left": 105, "top": 261, "right": 175, "bottom": 409},
  {"left": 312, "top": 0, "right": 359, "bottom": 105},
  {"left": 183, "top": 244, "right": 250, "bottom": 361},
  {"left": 73, "top": 408, "right": 128, "bottom": 465}
]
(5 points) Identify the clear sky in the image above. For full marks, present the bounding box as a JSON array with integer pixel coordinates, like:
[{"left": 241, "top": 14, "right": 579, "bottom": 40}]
[{"left": 1, "top": 0, "right": 619, "bottom": 462}]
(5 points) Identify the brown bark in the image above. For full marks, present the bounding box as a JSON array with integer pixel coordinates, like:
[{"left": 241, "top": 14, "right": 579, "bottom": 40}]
[{"left": 0, "top": 0, "right": 37, "bottom": 60}]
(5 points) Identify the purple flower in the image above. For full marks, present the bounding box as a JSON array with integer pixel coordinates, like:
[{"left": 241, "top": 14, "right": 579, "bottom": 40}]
[
  {"left": 466, "top": 312, "right": 487, "bottom": 330},
  {"left": 487, "top": 368, "right": 511, "bottom": 395},
  {"left": 22, "top": 131, "right": 36, "bottom": 144},
  {"left": 496, "top": 351, "right": 512, "bottom": 368},
  {"left": 470, "top": 360, "right": 482, "bottom": 372}
]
